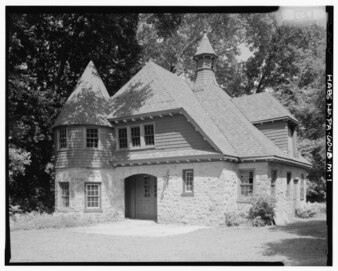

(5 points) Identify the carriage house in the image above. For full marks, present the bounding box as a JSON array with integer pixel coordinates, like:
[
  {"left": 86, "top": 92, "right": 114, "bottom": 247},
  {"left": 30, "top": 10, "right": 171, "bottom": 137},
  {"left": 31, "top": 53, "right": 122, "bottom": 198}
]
[{"left": 53, "top": 33, "right": 311, "bottom": 225}]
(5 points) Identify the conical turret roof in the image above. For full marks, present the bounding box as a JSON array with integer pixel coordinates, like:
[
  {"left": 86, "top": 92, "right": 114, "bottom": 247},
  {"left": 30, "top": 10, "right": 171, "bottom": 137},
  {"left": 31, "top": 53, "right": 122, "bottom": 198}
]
[
  {"left": 53, "top": 61, "right": 111, "bottom": 128},
  {"left": 194, "top": 32, "right": 217, "bottom": 59}
]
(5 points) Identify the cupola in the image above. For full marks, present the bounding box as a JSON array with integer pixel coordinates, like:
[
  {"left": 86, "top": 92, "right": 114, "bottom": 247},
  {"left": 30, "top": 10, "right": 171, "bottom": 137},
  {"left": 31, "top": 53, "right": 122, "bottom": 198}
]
[{"left": 193, "top": 31, "right": 218, "bottom": 92}]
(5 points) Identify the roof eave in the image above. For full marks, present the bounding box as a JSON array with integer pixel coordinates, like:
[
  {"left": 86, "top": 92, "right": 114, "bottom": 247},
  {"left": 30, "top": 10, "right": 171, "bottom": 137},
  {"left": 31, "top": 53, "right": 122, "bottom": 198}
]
[
  {"left": 107, "top": 108, "right": 183, "bottom": 124},
  {"left": 239, "top": 155, "right": 312, "bottom": 169},
  {"left": 251, "top": 116, "right": 299, "bottom": 126}
]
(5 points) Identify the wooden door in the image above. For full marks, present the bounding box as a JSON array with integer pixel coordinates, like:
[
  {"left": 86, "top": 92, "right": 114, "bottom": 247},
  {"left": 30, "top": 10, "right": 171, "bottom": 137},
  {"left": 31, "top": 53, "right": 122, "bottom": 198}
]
[{"left": 135, "top": 176, "right": 157, "bottom": 220}]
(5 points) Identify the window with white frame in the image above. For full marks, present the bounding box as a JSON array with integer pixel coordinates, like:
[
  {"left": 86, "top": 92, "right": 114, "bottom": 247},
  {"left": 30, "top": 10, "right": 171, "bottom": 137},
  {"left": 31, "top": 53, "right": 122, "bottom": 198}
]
[
  {"left": 182, "top": 169, "right": 194, "bottom": 195},
  {"left": 144, "top": 124, "right": 155, "bottom": 146},
  {"left": 59, "top": 129, "right": 67, "bottom": 149},
  {"left": 131, "top": 126, "right": 141, "bottom": 147},
  {"left": 85, "top": 183, "right": 101, "bottom": 209},
  {"left": 117, "top": 123, "right": 155, "bottom": 150},
  {"left": 118, "top": 128, "right": 128, "bottom": 149},
  {"left": 59, "top": 182, "right": 69, "bottom": 208},
  {"left": 86, "top": 128, "right": 98, "bottom": 148},
  {"left": 239, "top": 170, "right": 254, "bottom": 198}
]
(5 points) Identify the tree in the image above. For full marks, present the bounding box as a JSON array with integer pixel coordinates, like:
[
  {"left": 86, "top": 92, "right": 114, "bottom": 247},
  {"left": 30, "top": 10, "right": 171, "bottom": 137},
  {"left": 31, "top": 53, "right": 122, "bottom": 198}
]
[
  {"left": 137, "top": 13, "right": 326, "bottom": 201},
  {"left": 8, "top": 13, "right": 141, "bottom": 211}
]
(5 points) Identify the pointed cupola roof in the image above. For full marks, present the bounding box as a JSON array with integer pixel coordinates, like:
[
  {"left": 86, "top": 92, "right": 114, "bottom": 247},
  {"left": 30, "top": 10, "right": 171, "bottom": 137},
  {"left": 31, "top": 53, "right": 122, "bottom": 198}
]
[
  {"left": 193, "top": 31, "right": 218, "bottom": 92},
  {"left": 53, "top": 61, "right": 112, "bottom": 128},
  {"left": 193, "top": 31, "right": 217, "bottom": 59}
]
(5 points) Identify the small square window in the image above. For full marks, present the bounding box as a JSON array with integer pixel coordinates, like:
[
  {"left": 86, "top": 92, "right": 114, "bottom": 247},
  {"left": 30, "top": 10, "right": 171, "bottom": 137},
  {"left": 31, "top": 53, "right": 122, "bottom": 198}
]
[
  {"left": 118, "top": 128, "right": 128, "bottom": 149},
  {"left": 59, "top": 182, "right": 69, "bottom": 208},
  {"left": 182, "top": 169, "right": 194, "bottom": 196},
  {"left": 85, "top": 183, "right": 101, "bottom": 209},
  {"left": 131, "top": 126, "right": 141, "bottom": 147},
  {"left": 59, "top": 129, "right": 67, "bottom": 149},
  {"left": 86, "top": 129, "right": 98, "bottom": 148},
  {"left": 144, "top": 124, "right": 155, "bottom": 146}
]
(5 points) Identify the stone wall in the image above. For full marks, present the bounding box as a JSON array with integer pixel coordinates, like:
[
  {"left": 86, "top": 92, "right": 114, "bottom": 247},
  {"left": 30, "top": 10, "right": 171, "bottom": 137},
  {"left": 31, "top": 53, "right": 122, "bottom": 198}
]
[
  {"left": 55, "top": 160, "right": 307, "bottom": 225},
  {"left": 268, "top": 163, "right": 307, "bottom": 221},
  {"left": 114, "top": 161, "right": 238, "bottom": 225},
  {"left": 55, "top": 167, "right": 124, "bottom": 220}
]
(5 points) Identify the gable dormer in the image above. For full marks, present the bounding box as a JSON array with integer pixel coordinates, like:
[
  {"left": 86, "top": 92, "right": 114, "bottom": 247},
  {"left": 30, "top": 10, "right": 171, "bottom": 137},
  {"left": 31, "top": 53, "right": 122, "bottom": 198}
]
[{"left": 233, "top": 92, "right": 300, "bottom": 157}]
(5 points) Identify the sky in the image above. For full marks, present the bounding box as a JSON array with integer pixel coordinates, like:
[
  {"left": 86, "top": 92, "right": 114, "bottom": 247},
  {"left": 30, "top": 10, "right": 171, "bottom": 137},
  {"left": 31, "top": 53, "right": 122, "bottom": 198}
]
[{"left": 235, "top": 6, "right": 327, "bottom": 62}]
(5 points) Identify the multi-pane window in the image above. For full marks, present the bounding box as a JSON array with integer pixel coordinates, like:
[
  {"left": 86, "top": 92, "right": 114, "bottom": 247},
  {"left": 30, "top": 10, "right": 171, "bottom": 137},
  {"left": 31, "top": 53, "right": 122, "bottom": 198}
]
[
  {"left": 59, "top": 129, "right": 67, "bottom": 149},
  {"left": 183, "top": 169, "right": 194, "bottom": 194},
  {"left": 144, "top": 124, "right": 155, "bottom": 146},
  {"left": 154, "top": 180, "right": 157, "bottom": 197},
  {"left": 144, "top": 179, "right": 151, "bottom": 197},
  {"left": 131, "top": 126, "right": 141, "bottom": 147},
  {"left": 118, "top": 128, "right": 128, "bottom": 149},
  {"left": 286, "top": 172, "right": 292, "bottom": 199},
  {"left": 85, "top": 183, "right": 100, "bottom": 208},
  {"left": 117, "top": 124, "right": 155, "bottom": 149},
  {"left": 59, "top": 182, "right": 69, "bottom": 208},
  {"left": 271, "top": 170, "right": 277, "bottom": 198},
  {"left": 300, "top": 173, "right": 305, "bottom": 200},
  {"left": 86, "top": 129, "right": 98, "bottom": 148},
  {"left": 239, "top": 170, "right": 254, "bottom": 198}
]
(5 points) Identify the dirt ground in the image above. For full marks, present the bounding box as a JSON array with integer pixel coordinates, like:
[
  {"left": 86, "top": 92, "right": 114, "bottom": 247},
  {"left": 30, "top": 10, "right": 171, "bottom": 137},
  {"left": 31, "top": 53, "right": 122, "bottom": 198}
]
[{"left": 9, "top": 218, "right": 327, "bottom": 265}]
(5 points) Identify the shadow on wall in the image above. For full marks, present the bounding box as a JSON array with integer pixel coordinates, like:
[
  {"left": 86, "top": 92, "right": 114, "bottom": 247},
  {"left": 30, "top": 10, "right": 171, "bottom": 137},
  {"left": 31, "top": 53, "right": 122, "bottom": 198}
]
[
  {"left": 263, "top": 220, "right": 327, "bottom": 265},
  {"left": 109, "top": 80, "right": 153, "bottom": 119}
]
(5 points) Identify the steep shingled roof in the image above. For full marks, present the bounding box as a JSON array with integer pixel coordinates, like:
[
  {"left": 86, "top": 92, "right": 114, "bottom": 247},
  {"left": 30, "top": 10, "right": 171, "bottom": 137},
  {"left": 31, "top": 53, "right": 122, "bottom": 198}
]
[
  {"left": 53, "top": 61, "right": 111, "bottom": 128},
  {"left": 194, "top": 32, "right": 217, "bottom": 58},
  {"left": 233, "top": 92, "right": 299, "bottom": 124},
  {"left": 108, "top": 61, "right": 237, "bottom": 156}
]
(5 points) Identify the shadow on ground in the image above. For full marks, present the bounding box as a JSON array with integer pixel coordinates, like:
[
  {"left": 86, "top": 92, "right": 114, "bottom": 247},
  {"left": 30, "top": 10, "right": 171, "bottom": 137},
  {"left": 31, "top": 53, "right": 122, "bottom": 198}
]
[{"left": 264, "top": 220, "right": 328, "bottom": 266}]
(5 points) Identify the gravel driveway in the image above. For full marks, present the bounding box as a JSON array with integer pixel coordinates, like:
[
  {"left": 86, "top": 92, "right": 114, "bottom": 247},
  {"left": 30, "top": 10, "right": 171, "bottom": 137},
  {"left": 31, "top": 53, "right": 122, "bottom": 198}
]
[{"left": 9, "top": 218, "right": 327, "bottom": 265}]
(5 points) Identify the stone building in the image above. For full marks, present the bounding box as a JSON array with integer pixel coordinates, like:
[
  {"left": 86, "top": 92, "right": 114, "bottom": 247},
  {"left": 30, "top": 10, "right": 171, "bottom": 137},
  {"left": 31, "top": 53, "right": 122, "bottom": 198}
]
[{"left": 53, "top": 33, "right": 311, "bottom": 225}]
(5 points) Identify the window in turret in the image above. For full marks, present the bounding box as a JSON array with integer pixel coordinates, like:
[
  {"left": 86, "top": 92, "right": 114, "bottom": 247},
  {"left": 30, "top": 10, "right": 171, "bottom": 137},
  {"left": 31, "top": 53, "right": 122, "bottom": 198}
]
[
  {"left": 118, "top": 128, "right": 128, "bottom": 149},
  {"left": 59, "top": 129, "right": 67, "bottom": 149},
  {"left": 86, "top": 128, "right": 98, "bottom": 148}
]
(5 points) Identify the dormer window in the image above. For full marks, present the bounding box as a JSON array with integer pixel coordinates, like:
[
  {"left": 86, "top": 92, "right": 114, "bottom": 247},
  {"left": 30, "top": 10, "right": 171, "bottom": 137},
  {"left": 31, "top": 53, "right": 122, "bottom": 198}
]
[
  {"left": 144, "top": 124, "right": 155, "bottom": 146},
  {"left": 117, "top": 123, "right": 155, "bottom": 150},
  {"left": 86, "top": 128, "right": 98, "bottom": 148},
  {"left": 131, "top": 126, "right": 141, "bottom": 147}
]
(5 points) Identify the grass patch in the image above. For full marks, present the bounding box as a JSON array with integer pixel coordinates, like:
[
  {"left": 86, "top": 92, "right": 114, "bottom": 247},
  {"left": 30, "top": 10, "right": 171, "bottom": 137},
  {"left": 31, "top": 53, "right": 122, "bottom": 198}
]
[{"left": 10, "top": 211, "right": 121, "bottom": 231}]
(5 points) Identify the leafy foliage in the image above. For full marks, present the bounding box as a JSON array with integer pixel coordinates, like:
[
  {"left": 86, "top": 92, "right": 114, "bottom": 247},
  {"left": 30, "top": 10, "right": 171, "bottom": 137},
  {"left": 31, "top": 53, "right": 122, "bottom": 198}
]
[
  {"left": 248, "top": 196, "right": 276, "bottom": 226},
  {"left": 8, "top": 13, "right": 141, "bottom": 211},
  {"left": 138, "top": 13, "right": 326, "bottom": 202}
]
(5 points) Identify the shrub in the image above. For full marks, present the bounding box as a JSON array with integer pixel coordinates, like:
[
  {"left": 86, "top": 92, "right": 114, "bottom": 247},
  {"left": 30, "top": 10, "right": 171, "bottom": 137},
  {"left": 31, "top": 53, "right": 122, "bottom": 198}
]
[
  {"left": 224, "top": 211, "right": 248, "bottom": 226},
  {"left": 248, "top": 195, "right": 276, "bottom": 226},
  {"left": 250, "top": 216, "right": 265, "bottom": 227},
  {"left": 295, "top": 201, "right": 326, "bottom": 218}
]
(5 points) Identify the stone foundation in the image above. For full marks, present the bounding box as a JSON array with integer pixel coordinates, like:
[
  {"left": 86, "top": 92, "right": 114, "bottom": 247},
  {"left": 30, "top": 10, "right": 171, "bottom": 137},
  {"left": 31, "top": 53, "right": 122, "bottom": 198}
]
[{"left": 55, "top": 161, "right": 307, "bottom": 226}]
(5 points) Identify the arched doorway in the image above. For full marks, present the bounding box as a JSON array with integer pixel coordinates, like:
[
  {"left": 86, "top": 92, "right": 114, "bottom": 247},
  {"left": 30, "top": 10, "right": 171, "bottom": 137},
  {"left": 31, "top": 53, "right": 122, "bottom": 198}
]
[{"left": 125, "top": 174, "right": 157, "bottom": 221}]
